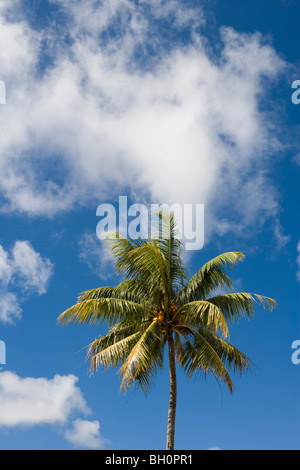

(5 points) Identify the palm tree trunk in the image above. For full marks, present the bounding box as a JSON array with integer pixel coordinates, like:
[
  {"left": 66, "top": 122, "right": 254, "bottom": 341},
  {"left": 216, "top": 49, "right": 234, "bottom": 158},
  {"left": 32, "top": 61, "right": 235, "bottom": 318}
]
[{"left": 166, "top": 332, "right": 177, "bottom": 450}]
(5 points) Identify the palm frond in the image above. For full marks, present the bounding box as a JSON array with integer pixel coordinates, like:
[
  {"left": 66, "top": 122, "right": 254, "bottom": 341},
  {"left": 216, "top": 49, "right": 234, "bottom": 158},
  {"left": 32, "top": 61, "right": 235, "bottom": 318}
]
[
  {"left": 155, "top": 212, "right": 188, "bottom": 297},
  {"left": 176, "top": 252, "right": 245, "bottom": 304},
  {"left": 206, "top": 293, "right": 277, "bottom": 323},
  {"left": 78, "top": 281, "right": 154, "bottom": 307},
  {"left": 195, "top": 326, "right": 254, "bottom": 375},
  {"left": 57, "top": 297, "right": 152, "bottom": 328},
  {"left": 177, "top": 300, "right": 230, "bottom": 338},
  {"left": 88, "top": 329, "right": 143, "bottom": 373},
  {"left": 119, "top": 320, "right": 164, "bottom": 394},
  {"left": 105, "top": 236, "right": 147, "bottom": 278},
  {"left": 176, "top": 327, "right": 234, "bottom": 393}
]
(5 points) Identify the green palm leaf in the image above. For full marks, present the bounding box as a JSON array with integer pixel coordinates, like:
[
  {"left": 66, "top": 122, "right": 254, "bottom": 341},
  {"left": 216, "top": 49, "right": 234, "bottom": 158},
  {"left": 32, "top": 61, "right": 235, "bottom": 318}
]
[
  {"left": 176, "top": 326, "right": 234, "bottom": 392},
  {"left": 206, "top": 292, "right": 277, "bottom": 323},
  {"left": 176, "top": 252, "right": 245, "bottom": 304},
  {"left": 119, "top": 320, "right": 164, "bottom": 394},
  {"left": 177, "top": 300, "right": 230, "bottom": 338},
  {"left": 58, "top": 297, "right": 152, "bottom": 327}
]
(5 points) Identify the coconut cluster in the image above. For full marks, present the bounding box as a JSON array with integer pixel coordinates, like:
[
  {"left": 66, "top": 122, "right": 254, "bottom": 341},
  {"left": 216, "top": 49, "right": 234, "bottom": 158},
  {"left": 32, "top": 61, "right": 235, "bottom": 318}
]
[
  {"left": 152, "top": 304, "right": 180, "bottom": 324},
  {"left": 153, "top": 308, "right": 165, "bottom": 325}
]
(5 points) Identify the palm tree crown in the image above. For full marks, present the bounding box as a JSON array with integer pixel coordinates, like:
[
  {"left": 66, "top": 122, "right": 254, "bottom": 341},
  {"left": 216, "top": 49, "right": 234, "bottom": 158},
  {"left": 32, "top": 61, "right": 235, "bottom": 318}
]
[{"left": 58, "top": 213, "right": 276, "bottom": 450}]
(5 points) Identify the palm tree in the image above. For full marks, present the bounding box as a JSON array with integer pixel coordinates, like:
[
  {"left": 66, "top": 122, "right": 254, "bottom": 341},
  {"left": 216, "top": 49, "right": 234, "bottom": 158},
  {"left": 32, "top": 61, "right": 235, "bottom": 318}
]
[{"left": 58, "top": 213, "right": 276, "bottom": 450}]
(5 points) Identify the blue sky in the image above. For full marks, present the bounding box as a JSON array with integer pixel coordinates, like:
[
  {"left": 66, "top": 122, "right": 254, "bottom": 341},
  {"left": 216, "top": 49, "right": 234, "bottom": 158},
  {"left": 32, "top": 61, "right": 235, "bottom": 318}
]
[{"left": 0, "top": 0, "right": 299, "bottom": 450}]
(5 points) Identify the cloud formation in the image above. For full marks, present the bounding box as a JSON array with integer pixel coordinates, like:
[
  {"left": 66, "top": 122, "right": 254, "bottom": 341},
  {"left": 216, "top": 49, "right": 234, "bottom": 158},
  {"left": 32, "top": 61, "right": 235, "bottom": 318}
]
[
  {"left": 0, "top": 241, "right": 53, "bottom": 324},
  {"left": 0, "top": 292, "right": 22, "bottom": 324},
  {"left": 0, "top": 371, "right": 108, "bottom": 449},
  {"left": 0, "top": 372, "right": 88, "bottom": 427},
  {"left": 0, "top": 0, "right": 288, "bottom": 245},
  {"left": 65, "top": 418, "right": 110, "bottom": 450},
  {"left": 12, "top": 241, "right": 53, "bottom": 295}
]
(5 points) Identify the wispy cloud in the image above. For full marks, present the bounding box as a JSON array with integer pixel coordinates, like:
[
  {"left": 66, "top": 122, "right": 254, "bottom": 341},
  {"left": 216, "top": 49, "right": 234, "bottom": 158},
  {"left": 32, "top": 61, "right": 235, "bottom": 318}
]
[{"left": 78, "top": 232, "right": 117, "bottom": 281}]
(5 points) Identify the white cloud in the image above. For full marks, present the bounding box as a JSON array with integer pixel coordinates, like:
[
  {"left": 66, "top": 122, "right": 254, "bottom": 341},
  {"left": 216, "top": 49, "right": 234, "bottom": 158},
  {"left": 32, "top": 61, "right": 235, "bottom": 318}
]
[
  {"left": 0, "top": 371, "right": 89, "bottom": 427},
  {"left": 65, "top": 418, "right": 110, "bottom": 450},
  {"left": 0, "top": 245, "right": 13, "bottom": 285},
  {"left": 0, "top": 370, "right": 110, "bottom": 448},
  {"left": 12, "top": 241, "right": 53, "bottom": 295},
  {"left": 0, "top": 292, "right": 22, "bottom": 324},
  {"left": 0, "top": 0, "right": 288, "bottom": 245},
  {"left": 0, "top": 241, "right": 53, "bottom": 324}
]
